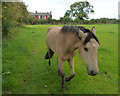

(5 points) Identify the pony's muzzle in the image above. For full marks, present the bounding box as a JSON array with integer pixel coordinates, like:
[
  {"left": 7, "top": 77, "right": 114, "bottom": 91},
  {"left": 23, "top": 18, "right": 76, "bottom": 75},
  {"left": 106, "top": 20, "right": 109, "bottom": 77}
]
[
  {"left": 88, "top": 70, "right": 98, "bottom": 76},
  {"left": 87, "top": 67, "right": 99, "bottom": 76}
]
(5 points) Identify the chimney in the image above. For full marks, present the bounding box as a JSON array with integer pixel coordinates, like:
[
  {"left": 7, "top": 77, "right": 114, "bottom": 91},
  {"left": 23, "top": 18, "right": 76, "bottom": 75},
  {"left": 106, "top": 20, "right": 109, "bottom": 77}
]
[
  {"left": 35, "top": 11, "right": 37, "bottom": 14},
  {"left": 50, "top": 11, "right": 52, "bottom": 15}
]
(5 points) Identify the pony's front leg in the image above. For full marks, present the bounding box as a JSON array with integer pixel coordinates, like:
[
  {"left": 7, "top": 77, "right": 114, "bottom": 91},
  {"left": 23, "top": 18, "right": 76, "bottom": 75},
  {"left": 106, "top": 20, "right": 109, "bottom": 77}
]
[
  {"left": 57, "top": 57, "right": 66, "bottom": 92},
  {"left": 65, "top": 57, "right": 75, "bottom": 82}
]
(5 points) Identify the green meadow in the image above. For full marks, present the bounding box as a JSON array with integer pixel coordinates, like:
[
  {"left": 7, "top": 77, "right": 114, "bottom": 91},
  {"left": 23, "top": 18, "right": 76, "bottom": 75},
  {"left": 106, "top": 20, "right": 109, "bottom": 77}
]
[{"left": 2, "top": 24, "right": 118, "bottom": 94}]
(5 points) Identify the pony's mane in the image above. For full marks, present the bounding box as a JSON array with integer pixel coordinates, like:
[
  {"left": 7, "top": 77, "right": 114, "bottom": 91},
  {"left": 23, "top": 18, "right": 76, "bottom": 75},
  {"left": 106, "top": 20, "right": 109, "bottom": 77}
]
[{"left": 61, "top": 26, "right": 99, "bottom": 45}]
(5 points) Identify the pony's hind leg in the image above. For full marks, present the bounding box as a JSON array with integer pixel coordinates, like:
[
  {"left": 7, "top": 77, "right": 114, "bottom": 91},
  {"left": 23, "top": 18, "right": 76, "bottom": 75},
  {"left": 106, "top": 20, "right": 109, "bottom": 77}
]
[
  {"left": 44, "top": 49, "right": 54, "bottom": 59},
  {"left": 44, "top": 52, "right": 49, "bottom": 59},
  {"left": 65, "top": 57, "right": 75, "bottom": 82},
  {"left": 45, "top": 48, "right": 54, "bottom": 66}
]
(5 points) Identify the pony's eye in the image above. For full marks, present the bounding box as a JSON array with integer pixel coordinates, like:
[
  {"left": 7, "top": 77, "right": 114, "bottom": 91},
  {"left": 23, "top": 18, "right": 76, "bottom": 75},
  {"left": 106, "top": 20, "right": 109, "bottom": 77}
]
[{"left": 84, "top": 48, "right": 88, "bottom": 51}]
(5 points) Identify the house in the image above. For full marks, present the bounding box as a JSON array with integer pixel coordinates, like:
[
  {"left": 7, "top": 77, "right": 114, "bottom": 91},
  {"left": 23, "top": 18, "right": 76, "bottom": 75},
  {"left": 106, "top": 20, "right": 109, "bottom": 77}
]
[
  {"left": 118, "top": 1, "right": 120, "bottom": 19},
  {"left": 30, "top": 11, "right": 52, "bottom": 19}
]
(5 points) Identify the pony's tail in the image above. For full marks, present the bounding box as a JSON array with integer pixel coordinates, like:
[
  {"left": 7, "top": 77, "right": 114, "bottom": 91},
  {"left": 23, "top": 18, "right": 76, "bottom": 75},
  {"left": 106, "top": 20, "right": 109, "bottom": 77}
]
[{"left": 44, "top": 49, "right": 54, "bottom": 66}]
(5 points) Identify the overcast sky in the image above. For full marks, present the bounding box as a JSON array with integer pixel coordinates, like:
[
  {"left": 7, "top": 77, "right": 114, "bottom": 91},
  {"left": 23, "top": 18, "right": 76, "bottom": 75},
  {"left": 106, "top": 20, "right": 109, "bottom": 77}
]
[{"left": 23, "top": 0, "right": 119, "bottom": 20}]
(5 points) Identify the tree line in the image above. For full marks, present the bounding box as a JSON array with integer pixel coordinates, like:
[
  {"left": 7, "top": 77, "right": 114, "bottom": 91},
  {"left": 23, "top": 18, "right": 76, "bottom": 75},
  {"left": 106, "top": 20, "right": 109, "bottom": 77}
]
[{"left": 26, "top": 17, "right": 119, "bottom": 25}]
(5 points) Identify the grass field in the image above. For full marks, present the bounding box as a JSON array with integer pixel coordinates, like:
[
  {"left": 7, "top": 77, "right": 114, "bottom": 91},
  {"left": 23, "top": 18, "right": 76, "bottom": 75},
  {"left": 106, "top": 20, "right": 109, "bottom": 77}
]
[{"left": 2, "top": 24, "right": 118, "bottom": 94}]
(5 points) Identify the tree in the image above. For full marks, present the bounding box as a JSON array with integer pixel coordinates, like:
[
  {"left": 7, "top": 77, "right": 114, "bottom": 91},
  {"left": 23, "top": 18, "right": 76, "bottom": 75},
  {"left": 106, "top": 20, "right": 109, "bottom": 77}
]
[
  {"left": 2, "top": 2, "right": 29, "bottom": 38},
  {"left": 64, "top": 1, "right": 94, "bottom": 20},
  {"left": 60, "top": 16, "right": 73, "bottom": 22},
  {"left": 64, "top": 10, "right": 72, "bottom": 19}
]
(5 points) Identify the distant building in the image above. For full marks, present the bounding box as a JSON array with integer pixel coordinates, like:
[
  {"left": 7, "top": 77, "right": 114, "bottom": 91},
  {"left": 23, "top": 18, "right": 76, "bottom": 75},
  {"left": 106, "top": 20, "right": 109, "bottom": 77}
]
[
  {"left": 118, "top": 1, "right": 120, "bottom": 19},
  {"left": 30, "top": 11, "right": 52, "bottom": 19}
]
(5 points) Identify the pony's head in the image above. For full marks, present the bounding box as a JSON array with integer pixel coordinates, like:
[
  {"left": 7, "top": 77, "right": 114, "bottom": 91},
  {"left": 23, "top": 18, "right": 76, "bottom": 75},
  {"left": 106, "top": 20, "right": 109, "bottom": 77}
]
[{"left": 78, "top": 27, "right": 99, "bottom": 76}]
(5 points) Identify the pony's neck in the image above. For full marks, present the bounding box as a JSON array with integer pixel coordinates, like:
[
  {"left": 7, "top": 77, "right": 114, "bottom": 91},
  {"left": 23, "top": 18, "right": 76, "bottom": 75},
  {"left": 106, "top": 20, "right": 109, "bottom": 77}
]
[
  {"left": 64, "top": 33, "right": 83, "bottom": 52},
  {"left": 75, "top": 37, "right": 83, "bottom": 51}
]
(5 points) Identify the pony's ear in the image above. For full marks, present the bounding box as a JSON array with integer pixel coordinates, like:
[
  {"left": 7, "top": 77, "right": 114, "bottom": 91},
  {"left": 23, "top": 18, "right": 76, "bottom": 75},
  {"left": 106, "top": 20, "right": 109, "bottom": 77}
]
[
  {"left": 91, "top": 26, "right": 96, "bottom": 35},
  {"left": 78, "top": 29, "right": 86, "bottom": 39}
]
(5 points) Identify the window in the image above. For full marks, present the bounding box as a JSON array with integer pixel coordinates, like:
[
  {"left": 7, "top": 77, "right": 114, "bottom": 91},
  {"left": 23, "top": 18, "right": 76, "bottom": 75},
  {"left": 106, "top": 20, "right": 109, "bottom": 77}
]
[{"left": 42, "top": 16, "right": 45, "bottom": 19}]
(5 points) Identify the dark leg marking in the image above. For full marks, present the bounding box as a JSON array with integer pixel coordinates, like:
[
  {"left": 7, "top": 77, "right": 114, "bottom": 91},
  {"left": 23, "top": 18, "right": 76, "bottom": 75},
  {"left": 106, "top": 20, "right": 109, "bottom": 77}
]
[
  {"left": 65, "top": 74, "right": 75, "bottom": 82},
  {"left": 58, "top": 69, "right": 61, "bottom": 76},
  {"left": 58, "top": 69, "right": 65, "bottom": 78},
  {"left": 70, "top": 65, "right": 73, "bottom": 69},
  {"left": 45, "top": 49, "right": 54, "bottom": 66},
  {"left": 49, "top": 49, "right": 54, "bottom": 58},
  {"left": 44, "top": 49, "right": 54, "bottom": 59}
]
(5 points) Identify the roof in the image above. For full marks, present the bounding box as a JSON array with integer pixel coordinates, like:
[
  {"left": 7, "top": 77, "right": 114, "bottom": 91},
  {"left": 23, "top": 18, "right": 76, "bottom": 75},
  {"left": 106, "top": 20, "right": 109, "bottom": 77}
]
[{"left": 30, "top": 11, "right": 52, "bottom": 16}]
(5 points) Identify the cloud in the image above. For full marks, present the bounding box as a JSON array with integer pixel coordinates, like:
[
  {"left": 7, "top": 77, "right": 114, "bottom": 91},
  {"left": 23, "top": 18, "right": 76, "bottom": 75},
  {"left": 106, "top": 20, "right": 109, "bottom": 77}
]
[{"left": 88, "top": 0, "right": 118, "bottom": 19}]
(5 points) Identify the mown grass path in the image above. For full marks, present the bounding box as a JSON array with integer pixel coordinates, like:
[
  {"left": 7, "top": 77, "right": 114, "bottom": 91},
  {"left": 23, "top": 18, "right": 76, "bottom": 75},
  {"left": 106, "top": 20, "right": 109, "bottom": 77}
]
[{"left": 2, "top": 24, "right": 118, "bottom": 94}]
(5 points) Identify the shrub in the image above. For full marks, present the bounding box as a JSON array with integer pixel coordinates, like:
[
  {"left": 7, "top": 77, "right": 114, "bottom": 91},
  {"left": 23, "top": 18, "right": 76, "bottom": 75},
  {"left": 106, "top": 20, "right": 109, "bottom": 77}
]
[{"left": 2, "top": 2, "right": 29, "bottom": 38}]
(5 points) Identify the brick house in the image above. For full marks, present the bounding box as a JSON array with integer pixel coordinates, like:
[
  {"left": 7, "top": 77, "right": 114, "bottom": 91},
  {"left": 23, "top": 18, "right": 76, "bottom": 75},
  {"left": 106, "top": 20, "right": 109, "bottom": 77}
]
[{"left": 30, "top": 11, "right": 52, "bottom": 19}]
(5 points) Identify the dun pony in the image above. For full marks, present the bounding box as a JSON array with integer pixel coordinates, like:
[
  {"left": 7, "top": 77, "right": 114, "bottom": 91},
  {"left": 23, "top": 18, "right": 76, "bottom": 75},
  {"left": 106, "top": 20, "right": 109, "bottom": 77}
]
[{"left": 45, "top": 26, "right": 100, "bottom": 91}]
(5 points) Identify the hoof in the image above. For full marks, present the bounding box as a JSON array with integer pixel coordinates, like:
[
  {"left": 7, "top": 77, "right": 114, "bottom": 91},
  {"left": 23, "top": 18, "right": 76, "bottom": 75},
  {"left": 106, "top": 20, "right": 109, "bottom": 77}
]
[
  {"left": 65, "top": 77, "right": 71, "bottom": 82},
  {"left": 62, "top": 84, "right": 66, "bottom": 92},
  {"left": 62, "top": 87, "right": 66, "bottom": 92}
]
